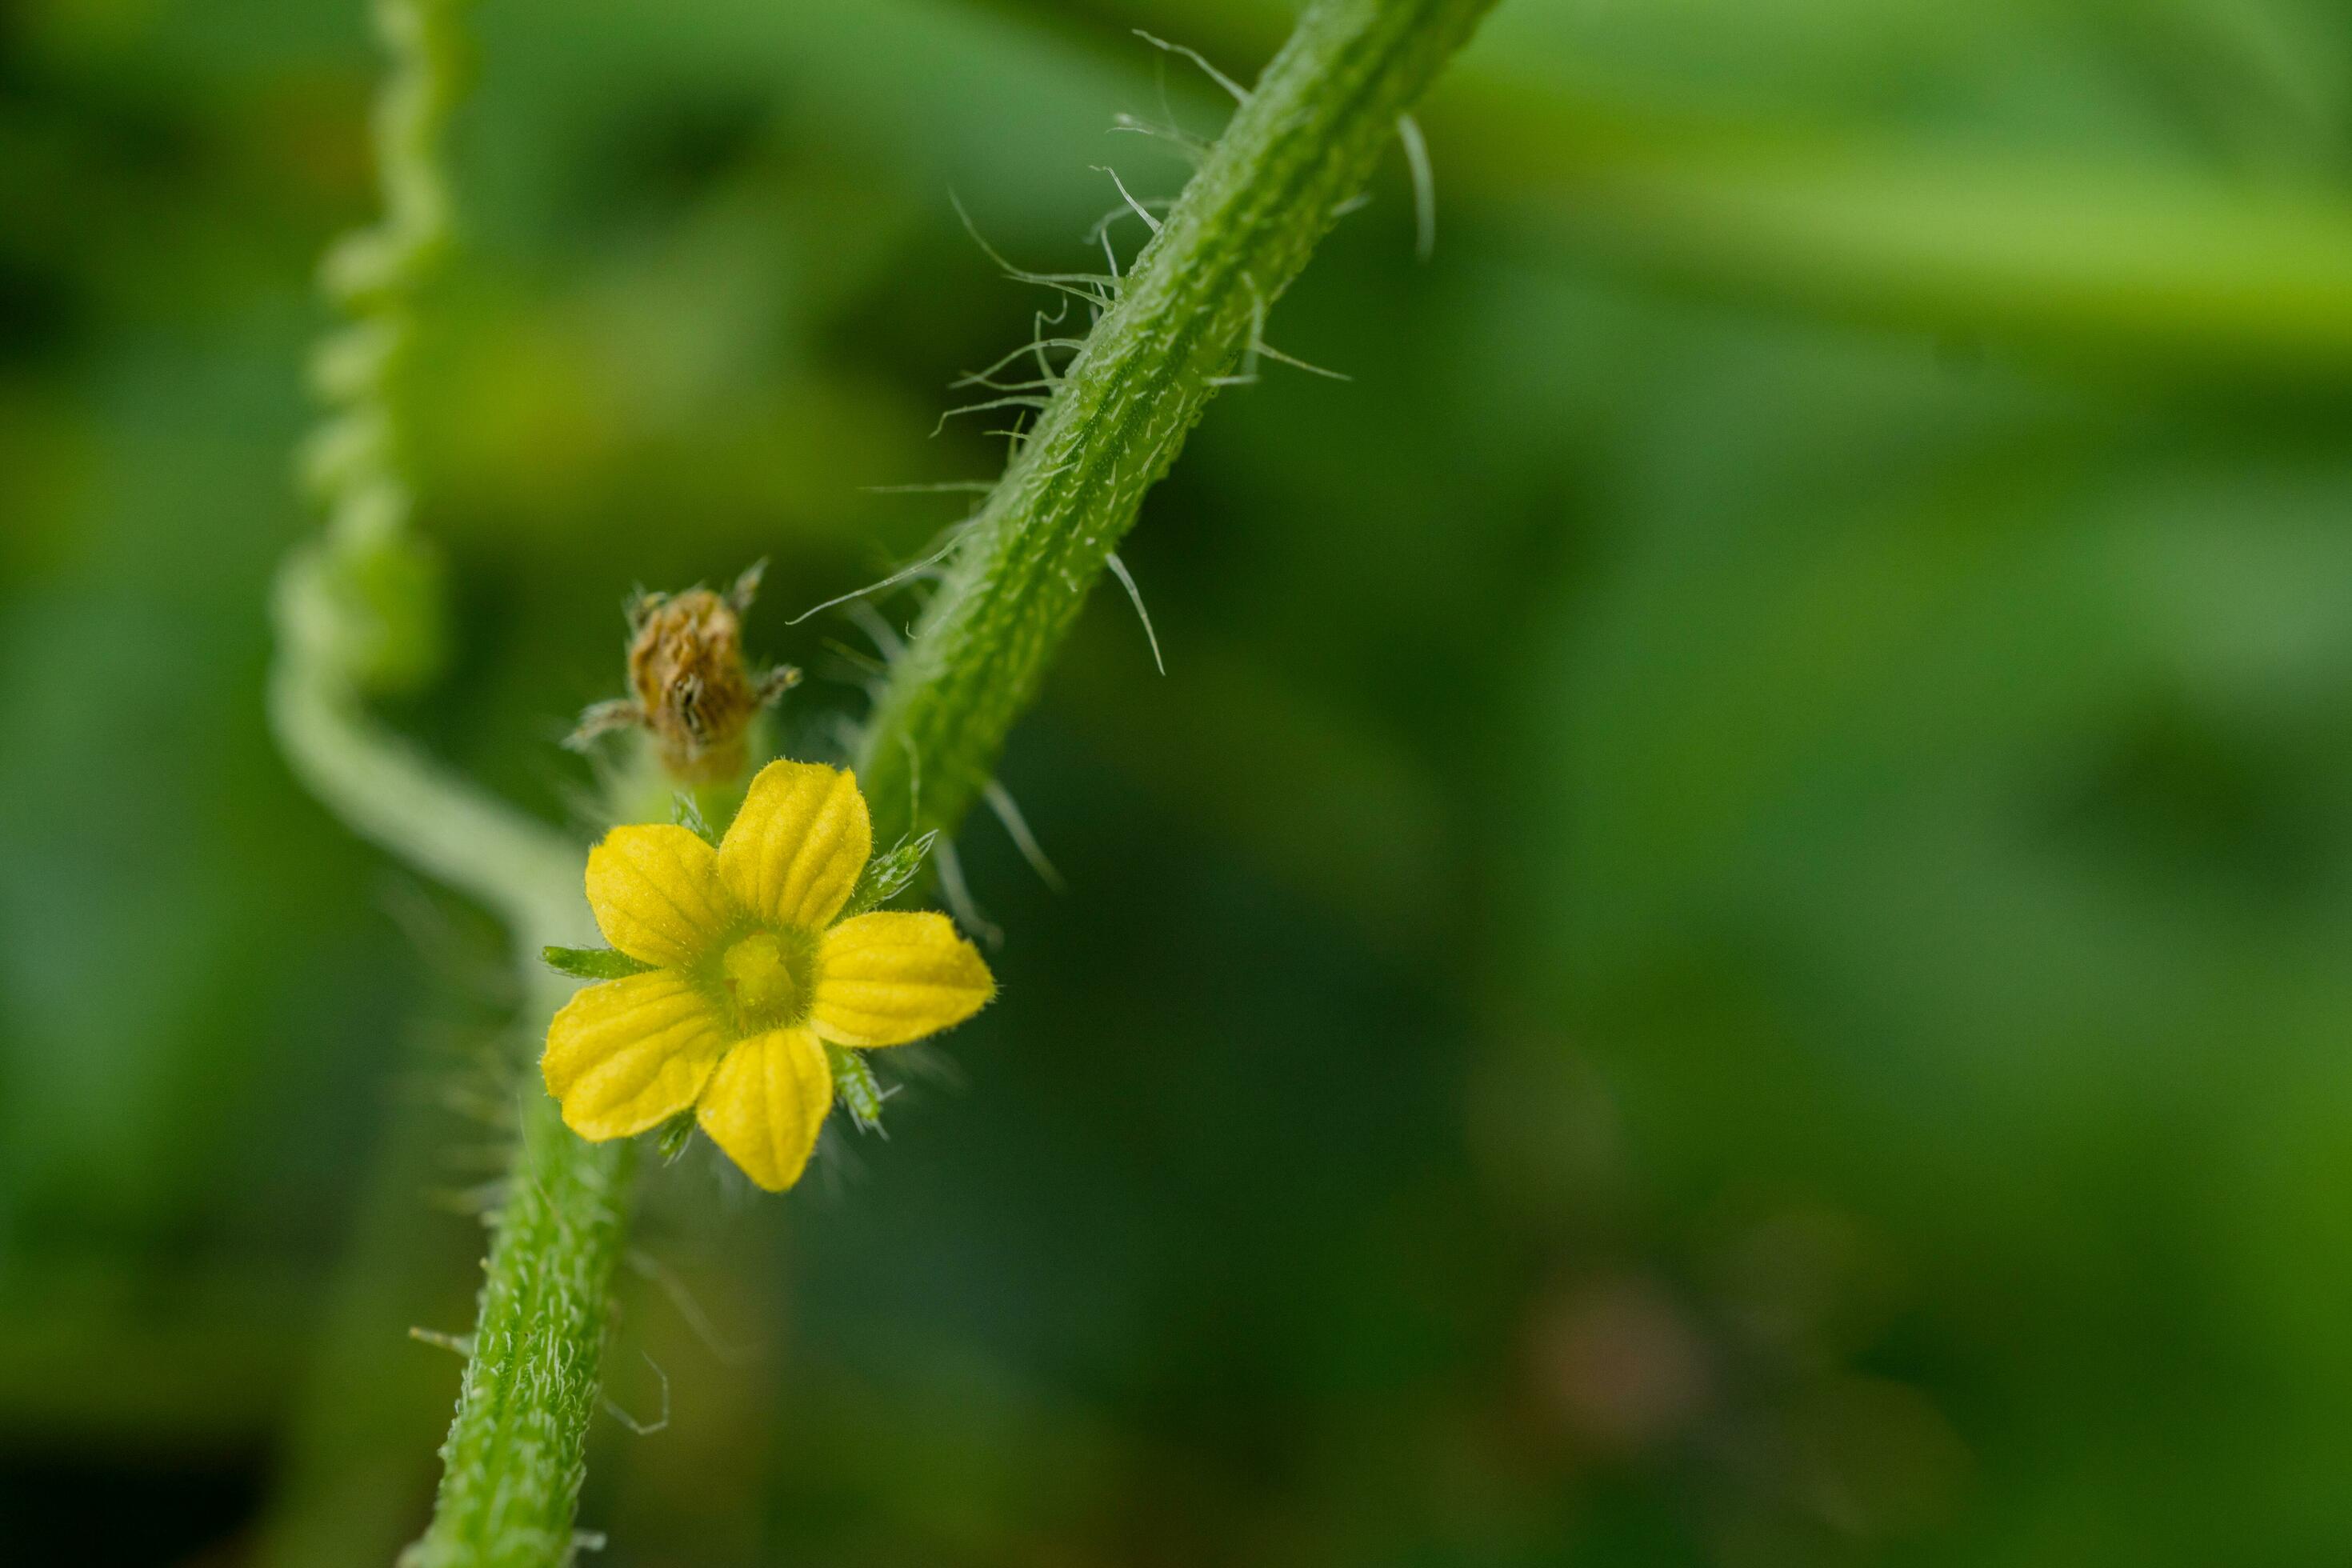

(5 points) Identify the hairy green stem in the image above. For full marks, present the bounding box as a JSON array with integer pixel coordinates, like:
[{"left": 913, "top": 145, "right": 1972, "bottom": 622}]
[
  {"left": 401, "top": 1018, "right": 635, "bottom": 1568},
  {"left": 855, "top": 0, "right": 1497, "bottom": 844}
]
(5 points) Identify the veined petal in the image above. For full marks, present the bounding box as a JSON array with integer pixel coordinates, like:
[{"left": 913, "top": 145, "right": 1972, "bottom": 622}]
[
  {"left": 697, "top": 1027, "right": 833, "bottom": 1191},
  {"left": 716, "top": 761, "right": 870, "bottom": 932},
  {"left": 586, "top": 824, "right": 736, "bottom": 968},
  {"left": 811, "top": 911, "right": 994, "bottom": 1047},
  {"left": 542, "top": 972, "right": 730, "bottom": 1140}
]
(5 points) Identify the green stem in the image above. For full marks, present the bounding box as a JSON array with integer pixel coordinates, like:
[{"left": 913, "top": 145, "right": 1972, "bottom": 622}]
[
  {"left": 854, "top": 0, "right": 1497, "bottom": 844},
  {"left": 400, "top": 1007, "right": 636, "bottom": 1568}
]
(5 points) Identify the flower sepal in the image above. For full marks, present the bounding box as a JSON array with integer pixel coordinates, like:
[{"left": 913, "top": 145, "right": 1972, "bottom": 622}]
[
  {"left": 655, "top": 1110, "right": 698, "bottom": 1162},
  {"left": 542, "top": 945, "right": 655, "bottom": 981},
  {"left": 670, "top": 792, "right": 718, "bottom": 844},
  {"left": 826, "top": 1043, "right": 888, "bottom": 1134},
  {"left": 841, "top": 830, "right": 939, "bottom": 920}
]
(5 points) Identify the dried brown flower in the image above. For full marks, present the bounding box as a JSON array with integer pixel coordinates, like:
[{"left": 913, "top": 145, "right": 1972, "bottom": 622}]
[{"left": 570, "top": 562, "right": 798, "bottom": 784}]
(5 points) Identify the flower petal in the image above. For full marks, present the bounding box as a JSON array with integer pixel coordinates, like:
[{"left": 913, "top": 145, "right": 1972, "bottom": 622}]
[
  {"left": 696, "top": 1027, "right": 833, "bottom": 1191},
  {"left": 716, "top": 760, "right": 870, "bottom": 932},
  {"left": 811, "top": 911, "right": 994, "bottom": 1047},
  {"left": 586, "top": 824, "right": 736, "bottom": 968},
  {"left": 542, "top": 972, "right": 730, "bottom": 1139}
]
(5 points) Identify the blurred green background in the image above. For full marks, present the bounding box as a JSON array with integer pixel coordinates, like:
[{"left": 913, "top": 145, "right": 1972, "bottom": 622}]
[{"left": 10, "top": 0, "right": 2352, "bottom": 1562}]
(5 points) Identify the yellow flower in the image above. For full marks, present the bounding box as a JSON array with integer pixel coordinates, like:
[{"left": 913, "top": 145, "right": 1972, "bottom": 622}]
[{"left": 542, "top": 760, "right": 994, "bottom": 1190}]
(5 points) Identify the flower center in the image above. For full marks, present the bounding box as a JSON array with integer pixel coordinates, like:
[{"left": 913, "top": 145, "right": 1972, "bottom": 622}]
[{"left": 720, "top": 930, "right": 806, "bottom": 1032}]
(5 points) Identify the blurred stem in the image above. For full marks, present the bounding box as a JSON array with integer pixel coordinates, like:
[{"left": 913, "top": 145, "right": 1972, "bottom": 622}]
[
  {"left": 269, "top": 570, "right": 614, "bottom": 1568},
  {"left": 267, "top": 610, "right": 586, "bottom": 947},
  {"left": 1490, "top": 121, "right": 2352, "bottom": 371},
  {"left": 268, "top": 0, "right": 643, "bottom": 1564},
  {"left": 856, "top": 0, "right": 1497, "bottom": 843},
  {"left": 272, "top": 657, "right": 644, "bottom": 1568}
]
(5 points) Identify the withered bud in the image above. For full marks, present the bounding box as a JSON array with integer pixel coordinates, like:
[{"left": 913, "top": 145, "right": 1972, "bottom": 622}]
[{"left": 569, "top": 561, "right": 799, "bottom": 786}]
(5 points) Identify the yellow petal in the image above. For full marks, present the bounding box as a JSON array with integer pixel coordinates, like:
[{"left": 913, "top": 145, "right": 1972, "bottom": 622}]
[
  {"left": 716, "top": 760, "right": 871, "bottom": 932},
  {"left": 696, "top": 1027, "right": 832, "bottom": 1191},
  {"left": 542, "top": 972, "right": 730, "bottom": 1140},
  {"left": 586, "top": 824, "right": 736, "bottom": 968},
  {"left": 811, "top": 911, "right": 994, "bottom": 1047}
]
